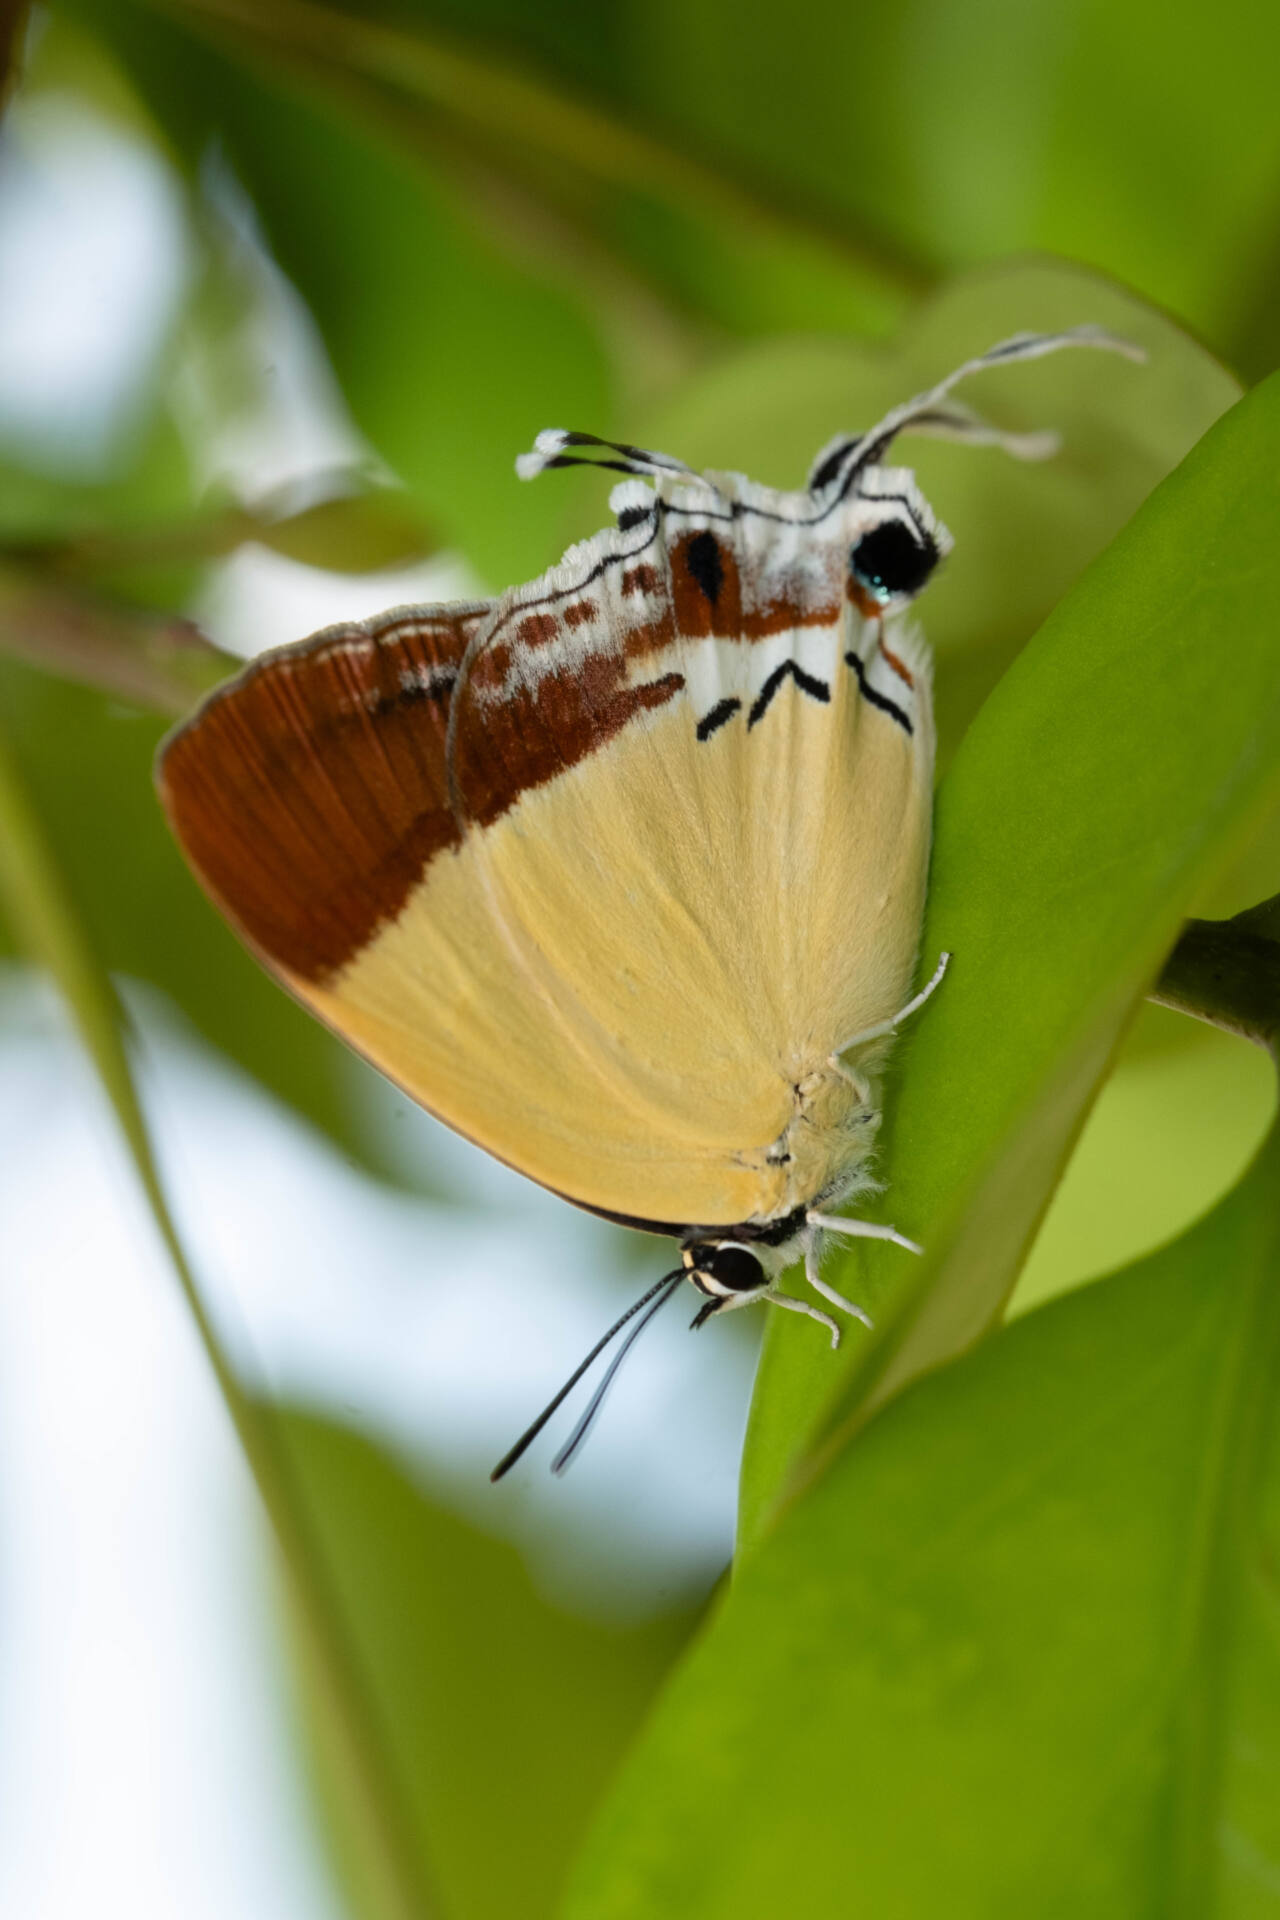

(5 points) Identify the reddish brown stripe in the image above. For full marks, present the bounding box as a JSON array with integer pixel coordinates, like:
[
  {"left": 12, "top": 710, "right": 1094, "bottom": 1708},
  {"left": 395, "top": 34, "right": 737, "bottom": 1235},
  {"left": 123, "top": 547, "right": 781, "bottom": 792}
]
[
  {"left": 516, "top": 612, "right": 560, "bottom": 648},
  {"left": 621, "top": 563, "right": 661, "bottom": 597},
  {"left": 471, "top": 641, "right": 511, "bottom": 690},
  {"left": 880, "top": 642, "right": 915, "bottom": 688},
  {"left": 847, "top": 576, "right": 883, "bottom": 620},
  {"left": 741, "top": 588, "right": 841, "bottom": 640},
  {"left": 620, "top": 608, "right": 677, "bottom": 661},
  {"left": 158, "top": 614, "right": 476, "bottom": 982},
  {"left": 563, "top": 598, "right": 597, "bottom": 627},
  {"left": 454, "top": 658, "right": 684, "bottom": 831}
]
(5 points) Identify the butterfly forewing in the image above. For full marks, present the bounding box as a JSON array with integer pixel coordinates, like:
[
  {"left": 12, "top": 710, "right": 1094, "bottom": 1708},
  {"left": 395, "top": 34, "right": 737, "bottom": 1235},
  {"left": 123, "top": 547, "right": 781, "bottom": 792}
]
[{"left": 158, "top": 467, "right": 934, "bottom": 1230}]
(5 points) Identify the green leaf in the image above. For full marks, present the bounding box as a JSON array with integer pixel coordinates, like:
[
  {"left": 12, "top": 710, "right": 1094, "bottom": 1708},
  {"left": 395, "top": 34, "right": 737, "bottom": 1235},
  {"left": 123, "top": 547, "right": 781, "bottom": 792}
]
[
  {"left": 429, "top": 0, "right": 1280, "bottom": 373},
  {"left": 740, "top": 365, "right": 1280, "bottom": 1549},
  {"left": 15, "top": 488, "right": 437, "bottom": 587},
  {"left": 561, "top": 1115, "right": 1280, "bottom": 1920},
  {"left": 128, "top": 0, "right": 922, "bottom": 342},
  {"left": 278, "top": 1407, "right": 702, "bottom": 1920},
  {"left": 1011, "top": 1007, "right": 1277, "bottom": 1318}
]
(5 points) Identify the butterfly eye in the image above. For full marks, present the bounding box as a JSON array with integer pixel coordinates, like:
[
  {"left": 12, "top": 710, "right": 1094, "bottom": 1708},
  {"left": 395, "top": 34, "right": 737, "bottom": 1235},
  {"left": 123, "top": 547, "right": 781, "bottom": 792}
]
[
  {"left": 851, "top": 520, "right": 938, "bottom": 602},
  {"left": 690, "top": 1243, "right": 766, "bottom": 1295}
]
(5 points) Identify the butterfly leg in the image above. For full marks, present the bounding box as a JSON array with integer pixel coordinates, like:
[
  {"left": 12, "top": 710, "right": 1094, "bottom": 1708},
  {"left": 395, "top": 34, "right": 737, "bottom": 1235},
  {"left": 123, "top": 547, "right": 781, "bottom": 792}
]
[
  {"left": 828, "top": 949, "right": 951, "bottom": 1067},
  {"left": 804, "top": 1237, "right": 874, "bottom": 1328},
  {"left": 807, "top": 1211, "right": 923, "bottom": 1258},
  {"left": 765, "top": 1289, "right": 841, "bottom": 1350}
]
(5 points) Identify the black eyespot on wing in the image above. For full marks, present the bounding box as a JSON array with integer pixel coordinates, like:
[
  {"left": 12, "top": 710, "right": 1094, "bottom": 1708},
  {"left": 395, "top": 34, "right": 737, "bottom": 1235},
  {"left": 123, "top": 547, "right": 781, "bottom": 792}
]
[
  {"left": 851, "top": 520, "right": 938, "bottom": 601},
  {"left": 684, "top": 529, "right": 725, "bottom": 604},
  {"left": 696, "top": 1244, "right": 766, "bottom": 1293}
]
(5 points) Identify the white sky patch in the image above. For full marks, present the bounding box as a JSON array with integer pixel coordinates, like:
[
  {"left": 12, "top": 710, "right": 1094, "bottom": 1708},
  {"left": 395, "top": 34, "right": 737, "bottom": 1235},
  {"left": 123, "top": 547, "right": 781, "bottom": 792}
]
[
  {"left": 193, "top": 542, "right": 485, "bottom": 660},
  {"left": 0, "top": 94, "right": 191, "bottom": 473},
  {"left": 0, "top": 970, "right": 751, "bottom": 1912},
  {"left": 171, "top": 150, "right": 373, "bottom": 504},
  {"left": 0, "top": 974, "right": 752, "bottom": 1610},
  {"left": 0, "top": 984, "right": 343, "bottom": 1920}
]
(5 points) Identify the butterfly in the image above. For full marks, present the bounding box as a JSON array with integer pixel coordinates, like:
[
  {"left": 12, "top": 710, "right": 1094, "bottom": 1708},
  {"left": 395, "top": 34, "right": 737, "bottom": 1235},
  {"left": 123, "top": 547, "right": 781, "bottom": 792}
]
[{"left": 157, "top": 326, "right": 1139, "bottom": 1475}]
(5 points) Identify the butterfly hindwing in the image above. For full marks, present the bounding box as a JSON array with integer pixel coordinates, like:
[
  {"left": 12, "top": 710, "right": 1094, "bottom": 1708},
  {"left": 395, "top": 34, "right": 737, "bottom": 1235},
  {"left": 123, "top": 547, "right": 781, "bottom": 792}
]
[{"left": 158, "top": 465, "right": 935, "bottom": 1231}]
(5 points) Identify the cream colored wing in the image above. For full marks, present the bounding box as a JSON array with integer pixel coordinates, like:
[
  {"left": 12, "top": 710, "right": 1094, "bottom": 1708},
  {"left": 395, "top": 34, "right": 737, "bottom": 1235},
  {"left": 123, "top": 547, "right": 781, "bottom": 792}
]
[{"left": 157, "top": 464, "right": 937, "bottom": 1231}]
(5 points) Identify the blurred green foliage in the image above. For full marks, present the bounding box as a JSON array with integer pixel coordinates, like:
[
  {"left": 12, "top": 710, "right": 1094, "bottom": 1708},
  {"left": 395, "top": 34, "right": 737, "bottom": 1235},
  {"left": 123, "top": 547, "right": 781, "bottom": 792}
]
[
  {"left": 281, "top": 1406, "right": 702, "bottom": 1920},
  {"left": 2, "top": 1, "right": 1279, "bottom": 1917}
]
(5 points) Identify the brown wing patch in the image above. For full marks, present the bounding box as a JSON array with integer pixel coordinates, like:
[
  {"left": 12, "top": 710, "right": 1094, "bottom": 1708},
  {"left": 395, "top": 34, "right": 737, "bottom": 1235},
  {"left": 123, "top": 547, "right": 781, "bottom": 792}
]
[
  {"left": 160, "top": 503, "right": 847, "bottom": 992},
  {"left": 670, "top": 530, "right": 743, "bottom": 639},
  {"left": 157, "top": 610, "right": 478, "bottom": 983},
  {"left": 455, "top": 658, "right": 684, "bottom": 830},
  {"left": 742, "top": 581, "right": 841, "bottom": 640},
  {"left": 621, "top": 562, "right": 661, "bottom": 597},
  {"left": 671, "top": 527, "right": 840, "bottom": 643}
]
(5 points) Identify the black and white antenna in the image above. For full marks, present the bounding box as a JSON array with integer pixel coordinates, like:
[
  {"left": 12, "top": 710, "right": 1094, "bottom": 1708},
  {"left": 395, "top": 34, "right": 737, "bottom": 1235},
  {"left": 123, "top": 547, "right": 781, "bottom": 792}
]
[
  {"left": 516, "top": 429, "right": 696, "bottom": 484},
  {"left": 490, "top": 1267, "right": 685, "bottom": 1480},
  {"left": 808, "top": 325, "right": 1146, "bottom": 495}
]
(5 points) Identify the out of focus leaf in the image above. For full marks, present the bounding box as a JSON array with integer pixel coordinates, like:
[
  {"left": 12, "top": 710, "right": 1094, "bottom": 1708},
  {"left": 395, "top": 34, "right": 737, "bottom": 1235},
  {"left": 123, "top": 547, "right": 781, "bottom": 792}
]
[
  {"left": 563, "top": 1118, "right": 1280, "bottom": 1920},
  {"left": 394, "top": 0, "right": 1280, "bottom": 375},
  {"left": 0, "top": 375, "right": 197, "bottom": 545},
  {"left": 15, "top": 483, "right": 436, "bottom": 590},
  {"left": 1, "top": 1, "right": 31, "bottom": 115},
  {"left": 279, "top": 1405, "right": 702, "bottom": 1920},
  {"left": 741, "top": 368, "right": 1280, "bottom": 1546},
  {"left": 243, "top": 488, "right": 437, "bottom": 573},
  {"left": 1011, "top": 1009, "right": 1276, "bottom": 1317},
  {"left": 143, "top": 0, "right": 922, "bottom": 342},
  {"left": 74, "top": 0, "right": 616, "bottom": 588}
]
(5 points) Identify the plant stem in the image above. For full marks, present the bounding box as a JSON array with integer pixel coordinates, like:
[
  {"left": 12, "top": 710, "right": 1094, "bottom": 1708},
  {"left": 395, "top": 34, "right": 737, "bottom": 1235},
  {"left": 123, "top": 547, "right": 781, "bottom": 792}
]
[
  {"left": 0, "top": 725, "right": 439, "bottom": 1920},
  {"left": 1148, "top": 896, "right": 1280, "bottom": 1056},
  {"left": 0, "top": 563, "right": 238, "bottom": 716}
]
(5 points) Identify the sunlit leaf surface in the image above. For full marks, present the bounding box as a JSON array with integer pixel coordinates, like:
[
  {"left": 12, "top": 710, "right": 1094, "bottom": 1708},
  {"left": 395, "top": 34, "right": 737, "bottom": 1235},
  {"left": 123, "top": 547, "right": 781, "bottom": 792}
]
[{"left": 563, "top": 1119, "right": 1280, "bottom": 1919}]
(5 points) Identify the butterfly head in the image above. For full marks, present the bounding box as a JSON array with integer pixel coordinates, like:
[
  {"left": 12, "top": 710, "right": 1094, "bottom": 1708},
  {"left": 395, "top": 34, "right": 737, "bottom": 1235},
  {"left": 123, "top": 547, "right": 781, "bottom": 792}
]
[{"left": 682, "top": 1239, "right": 771, "bottom": 1305}]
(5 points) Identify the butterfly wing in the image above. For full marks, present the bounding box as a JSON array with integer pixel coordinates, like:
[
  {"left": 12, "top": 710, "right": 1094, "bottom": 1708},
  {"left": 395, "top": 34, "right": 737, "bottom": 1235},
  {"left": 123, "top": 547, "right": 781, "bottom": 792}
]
[{"left": 158, "top": 473, "right": 934, "bottom": 1231}]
